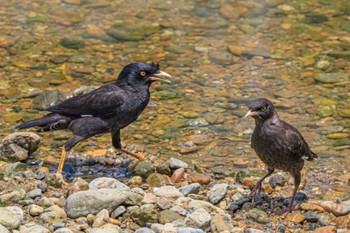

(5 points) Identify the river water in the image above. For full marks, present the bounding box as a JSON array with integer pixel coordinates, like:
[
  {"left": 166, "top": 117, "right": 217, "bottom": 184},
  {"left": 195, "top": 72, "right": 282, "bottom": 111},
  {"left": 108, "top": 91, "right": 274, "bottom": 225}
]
[{"left": 0, "top": 0, "right": 349, "bottom": 195}]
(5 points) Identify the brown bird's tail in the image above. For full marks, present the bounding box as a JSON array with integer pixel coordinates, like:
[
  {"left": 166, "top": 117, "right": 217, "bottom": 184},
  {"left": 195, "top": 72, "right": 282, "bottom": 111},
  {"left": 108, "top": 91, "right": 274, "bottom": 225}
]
[
  {"left": 306, "top": 150, "right": 318, "bottom": 161},
  {"left": 16, "top": 113, "right": 74, "bottom": 132}
]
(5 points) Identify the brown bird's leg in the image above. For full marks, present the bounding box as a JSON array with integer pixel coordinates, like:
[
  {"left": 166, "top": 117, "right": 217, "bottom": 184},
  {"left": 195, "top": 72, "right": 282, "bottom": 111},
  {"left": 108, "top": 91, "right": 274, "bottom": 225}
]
[
  {"left": 288, "top": 171, "right": 301, "bottom": 212},
  {"left": 251, "top": 168, "right": 274, "bottom": 206}
]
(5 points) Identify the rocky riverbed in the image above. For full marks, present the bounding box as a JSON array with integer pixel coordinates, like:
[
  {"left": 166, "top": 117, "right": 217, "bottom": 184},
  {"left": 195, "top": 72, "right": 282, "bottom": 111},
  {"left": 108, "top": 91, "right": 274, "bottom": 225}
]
[{"left": 0, "top": 132, "right": 349, "bottom": 233}]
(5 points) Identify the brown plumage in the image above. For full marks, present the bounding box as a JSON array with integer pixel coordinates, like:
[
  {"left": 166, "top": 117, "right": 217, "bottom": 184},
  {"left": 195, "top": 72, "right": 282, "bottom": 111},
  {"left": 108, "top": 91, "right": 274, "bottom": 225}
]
[{"left": 244, "top": 98, "right": 317, "bottom": 212}]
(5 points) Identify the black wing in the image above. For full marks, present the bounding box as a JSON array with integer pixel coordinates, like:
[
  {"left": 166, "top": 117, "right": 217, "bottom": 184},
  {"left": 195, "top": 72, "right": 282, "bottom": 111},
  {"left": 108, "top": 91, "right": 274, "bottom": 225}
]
[{"left": 46, "top": 84, "right": 125, "bottom": 118}]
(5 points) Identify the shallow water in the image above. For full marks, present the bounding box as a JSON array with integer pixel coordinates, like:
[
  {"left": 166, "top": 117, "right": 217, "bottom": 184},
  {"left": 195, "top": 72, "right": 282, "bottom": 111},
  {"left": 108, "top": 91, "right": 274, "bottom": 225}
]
[{"left": 0, "top": 0, "right": 349, "bottom": 191}]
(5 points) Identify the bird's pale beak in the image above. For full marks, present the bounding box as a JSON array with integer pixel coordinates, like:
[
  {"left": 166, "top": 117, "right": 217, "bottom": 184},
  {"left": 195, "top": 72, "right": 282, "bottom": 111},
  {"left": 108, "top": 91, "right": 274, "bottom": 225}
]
[
  {"left": 243, "top": 109, "right": 259, "bottom": 118},
  {"left": 150, "top": 70, "right": 172, "bottom": 83}
]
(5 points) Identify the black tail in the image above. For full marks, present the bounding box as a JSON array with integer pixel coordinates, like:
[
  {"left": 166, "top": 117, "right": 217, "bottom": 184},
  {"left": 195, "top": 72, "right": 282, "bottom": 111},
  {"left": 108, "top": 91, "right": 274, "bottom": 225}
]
[{"left": 16, "top": 113, "right": 74, "bottom": 132}]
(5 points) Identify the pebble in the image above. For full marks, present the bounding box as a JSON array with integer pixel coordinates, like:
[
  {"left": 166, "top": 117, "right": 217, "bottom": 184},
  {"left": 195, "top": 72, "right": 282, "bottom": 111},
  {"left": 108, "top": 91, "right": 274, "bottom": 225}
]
[
  {"left": 135, "top": 228, "right": 155, "bottom": 233},
  {"left": 92, "top": 209, "right": 109, "bottom": 228},
  {"left": 169, "top": 157, "right": 188, "bottom": 169},
  {"left": 314, "top": 226, "right": 337, "bottom": 233},
  {"left": 153, "top": 186, "right": 183, "bottom": 199},
  {"left": 111, "top": 206, "right": 126, "bottom": 219},
  {"left": 29, "top": 204, "right": 44, "bottom": 216},
  {"left": 184, "top": 208, "right": 211, "bottom": 230},
  {"left": 5, "top": 206, "right": 23, "bottom": 221},
  {"left": 207, "top": 184, "right": 228, "bottom": 204},
  {"left": 0, "top": 207, "right": 20, "bottom": 230},
  {"left": 19, "top": 222, "right": 50, "bottom": 233},
  {"left": 133, "top": 162, "right": 155, "bottom": 179},
  {"left": 54, "top": 228, "right": 73, "bottom": 233},
  {"left": 179, "top": 183, "right": 201, "bottom": 196},
  {"left": 269, "top": 172, "right": 287, "bottom": 188},
  {"left": 27, "top": 188, "right": 42, "bottom": 199},
  {"left": 246, "top": 208, "right": 271, "bottom": 224},
  {"left": 89, "top": 177, "right": 130, "bottom": 191},
  {"left": 210, "top": 214, "right": 235, "bottom": 233}
]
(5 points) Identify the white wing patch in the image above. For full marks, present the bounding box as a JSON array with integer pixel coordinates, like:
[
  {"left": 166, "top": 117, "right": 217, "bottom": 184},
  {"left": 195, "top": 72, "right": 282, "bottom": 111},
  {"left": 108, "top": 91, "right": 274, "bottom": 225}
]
[{"left": 81, "top": 114, "right": 93, "bottom": 118}]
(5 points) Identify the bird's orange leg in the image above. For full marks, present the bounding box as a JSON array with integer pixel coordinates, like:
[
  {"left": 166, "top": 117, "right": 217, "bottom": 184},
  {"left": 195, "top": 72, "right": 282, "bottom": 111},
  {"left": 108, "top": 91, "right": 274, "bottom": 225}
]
[
  {"left": 57, "top": 147, "right": 68, "bottom": 186},
  {"left": 120, "top": 148, "right": 147, "bottom": 161}
]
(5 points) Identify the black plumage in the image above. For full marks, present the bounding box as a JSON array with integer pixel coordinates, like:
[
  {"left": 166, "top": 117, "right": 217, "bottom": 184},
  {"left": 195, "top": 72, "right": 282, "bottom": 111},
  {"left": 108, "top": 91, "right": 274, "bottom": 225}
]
[
  {"left": 17, "top": 62, "right": 171, "bottom": 179},
  {"left": 244, "top": 98, "right": 317, "bottom": 212}
]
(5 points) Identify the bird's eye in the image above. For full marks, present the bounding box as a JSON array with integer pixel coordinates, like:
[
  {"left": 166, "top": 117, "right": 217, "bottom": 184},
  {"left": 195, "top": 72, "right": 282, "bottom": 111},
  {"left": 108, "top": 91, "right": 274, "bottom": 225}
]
[
  {"left": 140, "top": 71, "right": 147, "bottom": 77},
  {"left": 261, "top": 106, "right": 267, "bottom": 111}
]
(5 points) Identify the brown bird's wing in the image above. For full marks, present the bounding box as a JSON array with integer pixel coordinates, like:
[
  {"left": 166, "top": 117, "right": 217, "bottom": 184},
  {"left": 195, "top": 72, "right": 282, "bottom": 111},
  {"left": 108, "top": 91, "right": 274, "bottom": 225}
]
[
  {"left": 281, "top": 121, "right": 317, "bottom": 161},
  {"left": 47, "top": 84, "right": 125, "bottom": 118}
]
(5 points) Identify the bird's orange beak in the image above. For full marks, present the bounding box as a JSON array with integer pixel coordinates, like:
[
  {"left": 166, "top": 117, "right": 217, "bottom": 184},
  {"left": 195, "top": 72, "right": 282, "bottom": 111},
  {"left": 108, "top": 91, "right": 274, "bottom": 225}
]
[
  {"left": 243, "top": 109, "right": 259, "bottom": 118},
  {"left": 150, "top": 70, "right": 172, "bottom": 83}
]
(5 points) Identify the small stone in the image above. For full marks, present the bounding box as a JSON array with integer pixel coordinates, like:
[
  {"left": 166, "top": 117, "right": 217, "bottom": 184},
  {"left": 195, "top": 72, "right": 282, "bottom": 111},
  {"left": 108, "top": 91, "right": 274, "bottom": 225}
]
[
  {"left": 339, "top": 109, "right": 350, "bottom": 118},
  {"left": 188, "top": 173, "right": 211, "bottom": 185},
  {"left": 315, "top": 73, "right": 348, "bottom": 84},
  {"left": 157, "top": 198, "right": 172, "bottom": 210},
  {"left": 246, "top": 229, "right": 264, "bottom": 233},
  {"left": 156, "top": 164, "right": 171, "bottom": 176},
  {"left": 89, "top": 177, "right": 130, "bottom": 191},
  {"left": 153, "top": 186, "right": 183, "bottom": 199},
  {"left": 135, "top": 228, "right": 156, "bottom": 233},
  {"left": 92, "top": 209, "right": 109, "bottom": 228},
  {"left": 19, "top": 223, "right": 50, "bottom": 233},
  {"left": 317, "top": 106, "right": 334, "bottom": 118},
  {"left": 133, "top": 162, "right": 155, "bottom": 179},
  {"left": 269, "top": 172, "right": 287, "bottom": 188},
  {"left": 54, "top": 228, "right": 73, "bottom": 233},
  {"left": 33, "top": 90, "right": 62, "bottom": 111},
  {"left": 60, "top": 37, "right": 85, "bottom": 49},
  {"left": 169, "top": 157, "right": 188, "bottom": 169},
  {"left": 179, "top": 183, "right": 201, "bottom": 196},
  {"left": 159, "top": 209, "right": 183, "bottom": 224},
  {"left": 184, "top": 208, "right": 211, "bottom": 230},
  {"left": 313, "top": 226, "right": 337, "bottom": 233},
  {"left": 207, "top": 184, "right": 228, "bottom": 204},
  {"left": 0, "top": 188, "right": 26, "bottom": 205},
  {"left": 0, "top": 224, "right": 10, "bottom": 233},
  {"left": 187, "top": 118, "right": 209, "bottom": 127},
  {"left": 178, "top": 227, "right": 204, "bottom": 233},
  {"left": 210, "top": 214, "right": 235, "bottom": 233},
  {"left": 246, "top": 208, "right": 271, "bottom": 224},
  {"left": 0, "top": 207, "right": 20, "bottom": 230},
  {"left": 188, "top": 199, "right": 225, "bottom": 214},
  {"left": 288, "top": 212, "right": 306, "bottom": 224},
  {"left": 303, "top": 13, "right": 328, "bottom": 24},
  {"left": 300, "top": 203, "right": 324, "bottom": 212},
  {"left": 146, "top": 173, "right": 169, "bottom": 188},
  {"left": 45, "top": 173, "right": 63, "bottom": 188},
  {"left": 27, "top": 188, "right": 42, "bottom": 199},
  {"left": 304, "top": 211, "right": 319, "bottom": 223},
  {"left": 171, "top": 167, "right": 186, "bottom": 183},
  {"left": 29, "top": 204, "right": 44, "bottom": 216},
  {"left": 36, "top": 172, "right": 46, "bottom": 180},
  {"left": 111, "top": 206, "right": 126, "bottom": 219}
]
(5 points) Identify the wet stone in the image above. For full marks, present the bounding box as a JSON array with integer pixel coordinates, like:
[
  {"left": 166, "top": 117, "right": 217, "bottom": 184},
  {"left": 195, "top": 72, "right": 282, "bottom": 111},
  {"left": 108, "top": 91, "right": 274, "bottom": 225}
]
[
  {"left": 314, "top": 73, "right": 348, "bottom": 84},
  {"left": 207, "top": 184, "right": 228, "bottom": 204},
  {"left": 179, "top": 183, "right": 201, "bottom": 197},
  {"left": 146, "top": 173, "right": 169, "bottom": 188},
  {"left": 107, "top": 21, "right": 160, "bottom": 41},
  {"left": 156, "top": 163, "right": 171, "bottom": 176},
  {"left": 246, "top": 208, "right": 271, "bottom": 224},
  {"left": 33, "top": 90, "right": 62, "bottom": 110},
  {"left": 89, "top": 177, "right": 130, "bottom": 191},
  {"left": 60, "top": 37, "right": 85, "bottom": 49},
  {"left": 169, "top": 157, "right": 188, "bottom": 169},
  {"left": 317, "top": 106, "right": 334, "bottom": 118},
  {"left": 187, "top": 118, "right": 209, "bottom": 127},
  {"left": 133, "top": 162, "right": 155, "bottom": 179},
  {"left": 303, "top": 13, "right": 328, "bottom": 24},
  {"left": 159, "top": 209, "right": 183, "bottom": 224},
  {"left": 269, "top": 172, "right": 287, "bottom": 188}
]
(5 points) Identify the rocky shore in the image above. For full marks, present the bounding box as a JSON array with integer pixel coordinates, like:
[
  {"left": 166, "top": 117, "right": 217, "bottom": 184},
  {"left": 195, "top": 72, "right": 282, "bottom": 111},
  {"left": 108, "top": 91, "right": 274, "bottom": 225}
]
[{"left": 1, "top": 132, "right": 349, "bottom": 233}]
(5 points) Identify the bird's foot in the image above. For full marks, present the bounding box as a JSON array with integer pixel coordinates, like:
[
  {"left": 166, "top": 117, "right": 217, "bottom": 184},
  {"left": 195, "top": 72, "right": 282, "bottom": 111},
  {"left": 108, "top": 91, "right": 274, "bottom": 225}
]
[{"left": 250, "top": 182, "right": 262, "bottom": 206}]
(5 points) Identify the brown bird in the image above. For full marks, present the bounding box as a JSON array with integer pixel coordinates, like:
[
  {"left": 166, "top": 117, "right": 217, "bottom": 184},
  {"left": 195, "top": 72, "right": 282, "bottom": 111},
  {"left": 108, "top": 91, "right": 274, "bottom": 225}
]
[
  {"left": 16, "top": 62, "right": 171, "bottom": 183},
  {"left": 244, "top": 98, "right": 317, "bottom": 212}
]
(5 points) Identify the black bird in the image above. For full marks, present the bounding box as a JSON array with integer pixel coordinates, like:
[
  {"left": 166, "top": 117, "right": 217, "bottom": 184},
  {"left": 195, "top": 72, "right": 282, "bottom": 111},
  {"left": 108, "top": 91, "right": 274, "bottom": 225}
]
[
  {"left": 17, "top": 62, "right": 171, "bottom": 181},
  {"left": 244, "top": 98, "right": 317, "bottom": 212}
]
